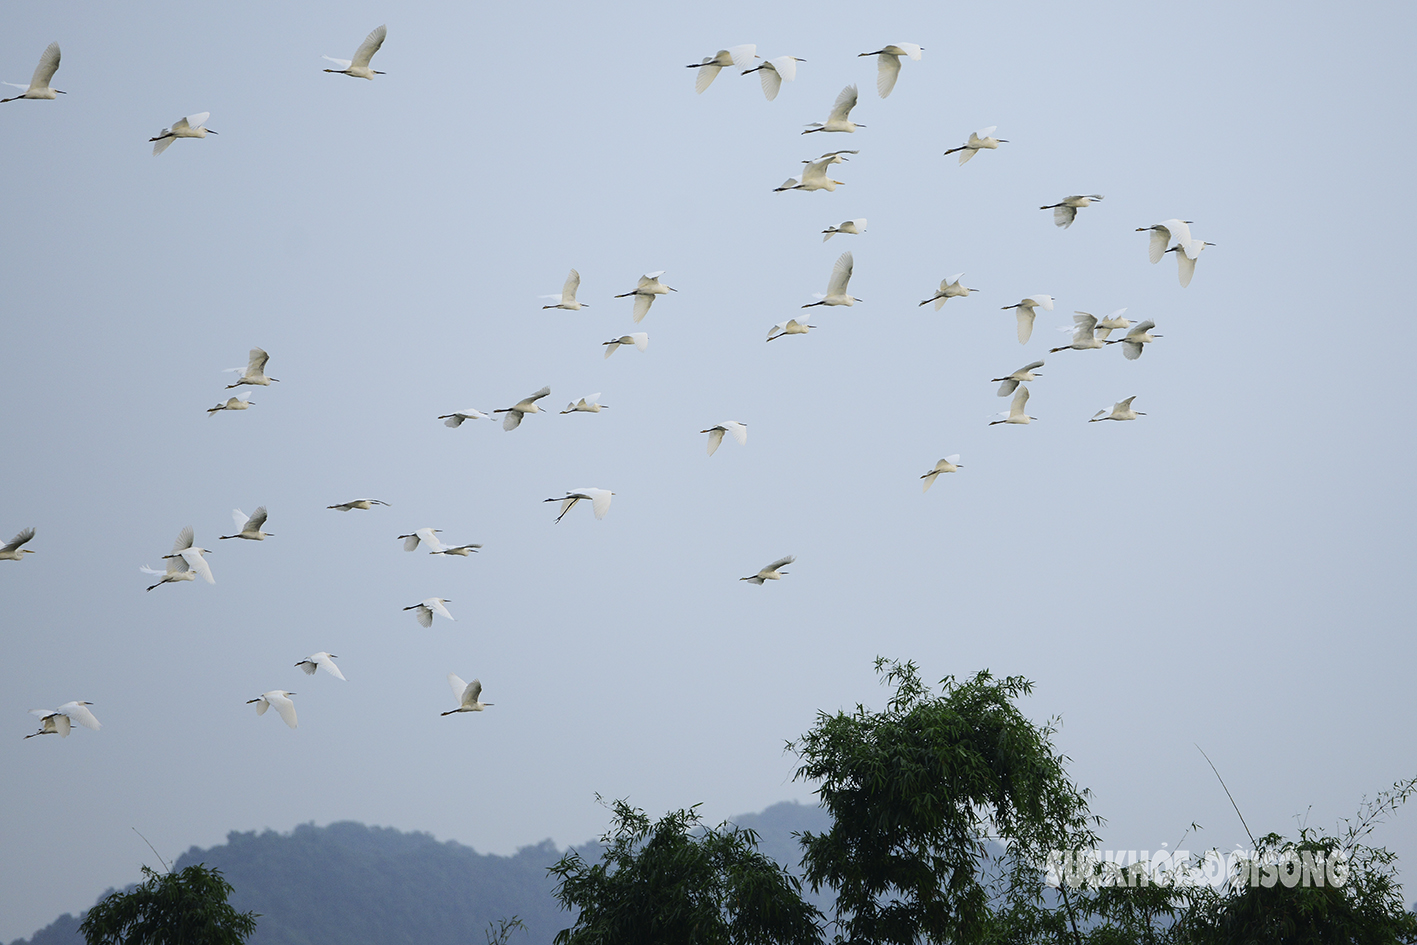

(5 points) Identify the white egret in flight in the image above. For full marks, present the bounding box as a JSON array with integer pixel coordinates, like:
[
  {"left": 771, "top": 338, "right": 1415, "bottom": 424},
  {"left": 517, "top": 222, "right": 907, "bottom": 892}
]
[
  {"left": 741, "top": 556, "right": 794, "bottom": 584},
  {"left": 920, "top": 455, "right": 962, "bottom": 492},
  {"left": 323, "top": 25, "right": 387, "bottom": 79},
  {"left": 919, "top": 273, "right": 977, "bottom": 310},
  {"left": 493, "top": 386, "right": 551, "bottom": 430},
  {"left": 701, "top": 421, "right": 747, "bottom": 456},
  {"left": 545, "top": 488, "right": 613, "bottom": 523},
  {"left": 603, "top": 333, "right": 648, "bottom": 358},
  {"left": 803, "top": 251, "right": 859, "bottom": 307},
  {"left": 1092, "top": 308, "right": 1133, "bottom": 340},
  {"left": 944, "top": 126, "right": 1006, "bottom": 164},
  {"left": 991, "top": 361, "right": 1044, "bottom": 397},
  {"left": 327, "top": 498, "right": 390, "bottom": 511},
  {"left": 803, "top": 84, "right": 864, "bottom": 134},
  {"left": 821, "top": 218, "right": 866, "bottom": 241},
  {"left": 295, "top": 652, "right": 346, "bottom": 681},
  {"left": 1136, "top": 219, "right": 1193, "bottom": 264},
  {"left": 25, "top": 702, "right": 100, "bottom": 738},
  {"left": 614, "top": 271, "right": 676, "bottom": 323},
  {"left": 247, "top": 691, "right": 298, "bottom": 728},
  {"left": 773, "top": 150, "right": 855, "bottom": 193},
  {"left": 0, "top": 527, "right": 36, "bottom": 561},
  {"left": 1, "top": 42, "right": 63, "bottom": 103},
  {"left": 561, "top": 393, "right": 607, "bottom": 413},
  {"left": 207, "top": 391, "right": 251, "bottom": 415},
  {"left": 858, "top": 43, "right": 922, "bottom": 98},
  {"left": 1049, "top": 312, "right": 1106, "bottom": 353},
  {"left": 224, "top": 348, "right": 278, "bottom": 388},
  {"left": 404, "top": 598, "right": 454, "bottom": 627},
  {"left": 438, "top": 407, "right": 489, "bottom": 427},
  {"left": 742, "top": 55, "right": 804, "bottom": 101},
  {"left": 398, "top": 528, "right": 445, "bottom": 552},
  {"left": 1090, "top": 396, "right": 1145, "bottom": 422},
  {"left": 990, "top": 387, "right": 1035, "bottom": 425},
  {"left": 1166, "top": 238, "right": 1214, "bottom": 287},
  {"left": 1001, "top": 295, "right": 1054, "bottom": 343},
  {"left": 767, "top": 317, "right": 815, "bottom": 341},
  {"left": 150, "top": 112, "right": 216, "bottom": 156},
  {"left": 161, "top": 526, "right": 214, "bottom": 584},
  {"left": 686, "top": 45, "right": 756, "bottom": 93},
  {"left": 434, "top": 543, "right": 482, "bottom": 556},
  {"left": 1040, "top": 195, "right": 1104, "bottom": 228},
  {"left": 442, "top": 675, "right": 493, "bottom": 715},
  {"left": 1106, "top": 320, "right": 1161, "bottom": 359},
  {"left": 541, "top": 269, "right": 588, "bottom": 310},
  {"left": 220, "top": 507, "right": 272, "bottom": 541}
]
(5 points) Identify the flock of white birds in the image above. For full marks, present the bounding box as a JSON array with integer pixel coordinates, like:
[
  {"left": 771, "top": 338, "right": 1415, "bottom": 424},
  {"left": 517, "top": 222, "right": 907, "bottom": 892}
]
[{"left": 8, "top": 25, "right": 1214, "bottom": 740}]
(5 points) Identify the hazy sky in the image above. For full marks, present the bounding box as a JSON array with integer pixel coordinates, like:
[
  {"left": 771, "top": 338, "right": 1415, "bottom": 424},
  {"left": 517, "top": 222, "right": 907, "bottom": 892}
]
[{"left": 4, "top": 0, "right": 1416, "bottom": 939}]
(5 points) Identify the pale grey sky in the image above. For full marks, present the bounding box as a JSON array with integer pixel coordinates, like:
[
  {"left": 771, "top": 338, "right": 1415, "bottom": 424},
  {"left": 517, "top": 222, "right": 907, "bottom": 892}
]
[{"left": 4, "top": 0, "right": 1416, "bottom": 939}]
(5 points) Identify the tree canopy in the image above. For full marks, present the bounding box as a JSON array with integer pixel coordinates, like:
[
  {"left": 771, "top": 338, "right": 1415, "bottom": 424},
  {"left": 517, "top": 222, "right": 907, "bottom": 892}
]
[{"left": 79, "top": 863, "right": 258, "bottom": 945}]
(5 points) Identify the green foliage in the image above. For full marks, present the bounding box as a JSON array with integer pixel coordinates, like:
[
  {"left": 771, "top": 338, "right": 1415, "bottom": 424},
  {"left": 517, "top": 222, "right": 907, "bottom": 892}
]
[
  {"left": 547, "top": 798, "right": 825, "bottom": 945},
  {"left": 789, "top": 658, "right": 1100, "bottom": 945},
  {"left": 79, "top": 864, "right": 258, "bottom": 945}
]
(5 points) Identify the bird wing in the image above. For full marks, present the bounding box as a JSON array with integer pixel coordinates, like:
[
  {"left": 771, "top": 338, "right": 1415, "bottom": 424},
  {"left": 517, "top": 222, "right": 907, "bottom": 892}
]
[
  {"left": 316, "top": 654, "right": 346, "bottom": 680},
  {"left": 1160, "top": 219, "right": 1192, "bottom": 248},
  {"left": 247, "top": 507, "right": 268, "bottom": 531},
  {"left": 706, "top": 428, "right": 725, "bottom": 455},
  {"left": 230, "top": 509, "right": 251, "bottom": 531},
  {"left": 1146, "top": 226, "right": 1172, "bottom": 264},
  {"left": 767, "top": 320, "right": 789, "bottom": 340},
  {"left": 725, "top": 421, "right": 748, "bottom": 446},
  {"left": 269, "top": 693, "right": 298, "bottom": 728},
  {"left": 921, "top": 470, "right": 938, "bottom": 492},
  {"left": 322, "top": 55, "right": 353, "bottom": 68},
  {"left": 727, "top": 44, "right": 757, "bottom": 68},
  {"left": 448, "top": 674, "right": 469, "bottom": 702},
  {"left": 875, "top": 53, "right": 902, "bottom": 98},
  {"left": 152, "top": 136, "right": 177, "bottom": 157},
  {"left": 944, "top": 454, "right": 960, "bottom": 465},
  {"left": 1053, "top": 206, "right": 1077, "bottom": 228},
  {"left": 416, "top": 528, "right": 446, "bottom": 553},
  {"left": 427, "top": 599, "right": 454, "bottom": 621},
  {"left": 631, "top": 295, "right": 652, "bottom": 322},
  {"left": 1122, "top": 341, "right": 1143, "bottom": 360},
  {"left": 2, "top": 528, "right": 34, "bottom": 552},
  {"left": 827, "top": 251, "right": 854, "bottom": 297},
  {"left": 996, "top": 378, "right": 1019, "bottom": 397},
  {"left": 976, "top": 125, "right": 997, "bottom": 139},
  {"left": 1016, "top": 309, "right": 1035, "bottom": 344},
  {"left": 1118, "top": 396, "right": 1137, "bottom": 410},
  {"left": 60, "top": 702, "right": 101, "bottom": 731},
  {"left": 1072, "top": 313, "right": 1098, "bottom": 341},
  {"left": 185, "top": 112, "right": 211, "bottom": 130},
  {"left": 589, "top": 489, "right": 613, "bottom": 519},
  {"left": 637, "top": 271, "right": 665, "bottom": 287},
  {"left": 1176, "top": 251, "right": 1197, "bottom": 287},
  {"left": 351, "top": 25, "right": 387, "bottom": 68},
  {"left": 1131, "top": 320, "right": 1156, "bottom": 335},
  {"left": 252, "top": 696, "right": 269, "bottom": 716},
  {"left": 30, "top": 42, "right": 60, "bottom": 90},
  {"left": 897, "top": 43, "right": 923, "bottom": 59},
  {"left": 562, "top": 269, "right": 580, "bottom": 303},
  {"left": 171, "top": 526, "right": 194, "bottom": 554},
  {"left": 247, "top": 348, "right": 269, "bottom": 374},
  {"left": 181, "top": 548, "right": 215, "bottom": 584},
  {"left": 827, "top": 84, "right": 858, "bottom": 122},
  {"left": 502, "top": 409, "right": 523, "bottom": 430},
  {"left": 463, "top": 678, "right": 483, "bottom": 706},
  {"left": 1028, "top": 295, "right": 1054, "bottom": 310},
  {"left": 694, "top": 61, "right": 723, "bottom": 94},
  {"left": 629, "top": 332, "right": 649, "bottom": 351},
  {"left": 764, "top": 555, "right": 795, "bottom": 573},
  {"left": 771, "top": 56, "right": 798, "bottom": 82},
  {"left": 799, "top": 158, "right": 829, "bottom": 184},
  {"left": 296, "top": 659, "right": 317, "bottom": 675},
  {"left": 518, "top": 386, "right": 551, "bottom": 407},
  {"left": 1022, "top": 360, "right": 1045, "bottom": 372},
  {"left": 758, "top": 63, "right": 784, "bottom": 100},
  {"left": 51, "top": 714, "right": 72, "bottom": 737},
  {"left": 1011, "top": 386, "right": 1030, "bottom": 416}
]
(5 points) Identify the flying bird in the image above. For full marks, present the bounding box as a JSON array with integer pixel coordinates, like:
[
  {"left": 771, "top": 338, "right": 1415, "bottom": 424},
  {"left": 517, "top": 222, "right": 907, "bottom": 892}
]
[
  {"left": 686, "top": 44, "right": 757, "bottom": 93},
  {"left": 1001, "top": 295, "right": 1054, "bottom": 343},
  {"left": 561, "top": 393, "right": 607, "bottom": 414},
  {"left": 1, "top": 42, "right": 63, "bottom": 103},
  {"left": 602, "top": 333, "right": 648, "bottom": 358},
  {"left": 821, "top": 218, "right": 866, "bottom": 241},
  {"left": 493, "top": 386, "right": 552, "bottom": 430},
  {"left": 327, "top": 498, "right": 390, "bottom": 511},
  {"left": 1136, "top": 219, "right": 1194, "bottom": 264},
  {"left": 0, "top": 527, "right": 36, "bottom": 561},
  {"left": 544, "top": 488, "right": 613, "bottom": 523},
  {"left": 991, "top": 361, "right": 1044, "bottom": 397},
  {"left": 295, "top": 652, "right": 346, "bottom": 681},
  {"left": 207, "top": 392, "right": 252, "bottom": 415},
  {"left": 990, "top": 386, "right": 1035, "bottom": 425},
  {"left": 224, "top": 348, "right": 278, "bottom": 388},
  {"left": 741, "top": 555, "right": 794, "bottom": 584},
  {"left": 442, "top": 675, "right": 493, "bottom": 715},
  {"left": 1166, "top": 238, "right": 1214, "bottom": 288},
  {"left": 767, "top": 317, "right": 815, "bottom": 341},
  {"left": 161, "top": 526, "right": 213, "bottom": 584},
  {"left": 25, "top": 702, "right": 100, "bottom": 739},
  {"left": 614, "top": 271, "right": 676, "bottom": 323},
  {"left": 541, "top": 269, "right": 588, "bottom": 310},
  {"left": 404, "top": 597, "right": 454, "bottom": 627},
  {"left": 803, "top": 251, "right": 859, "bottom": 307},
  {"left": 438, "top": 408, "right": 489, "bottom": 427},
  {"left": 398, "top": 528, "right": 445, "bottom": 553},
  {"left": 433, "top": 543, "right": 482, "bottom": 556},
  {"left": 944, "top": 126, "right": 1006, "bottom": 164},
  {"left": 220, "top": 507, "right": 272, "bottom": 541},
  {"left": 803, "top": 84, "right": 864, "bottom": 134},
  {"left": 247, "top": 691, "right": 298, "bottom": 728},
  {"left": 1049, "top": 312, "right": 1106, "bottom": 353},
  {"left": 921, "top": 455, "right": 962, "bottom": 492},
  {"left": 1040, "top": 195, "right": 1104, "bottom": 228},
  {"left": 701, "top": 421, "right": 747, "bottom": 456},
  {"left": 742, "top": 55, "right": 804, "bottom": 101},
  {"left": 1092, "top": 308, "right": 1134, "bottom": 340},
  {"left": 150, "top": 112, "right": 216, "bottom": 156},
  {"left": 1090, "top": 396, "right": 1146, "bottom": 422},
  {"left": 919, "top": 273, "right": 978, "bottom": 310},
  {"left": 858, "top": 43, "right": 922, "bottom": 98},
  {"left": 1106, "top": 320, "right": 1161, "bottom": 359},
  {"left": 773, "top": 150, "right": 855, "bottom": 193},
  {"left": 323, "top": 24, "right": 387, "bottom": 79}
]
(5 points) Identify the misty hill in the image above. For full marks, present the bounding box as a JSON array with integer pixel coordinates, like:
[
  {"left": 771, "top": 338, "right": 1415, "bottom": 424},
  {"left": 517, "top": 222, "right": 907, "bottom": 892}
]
[{"left": 9, "top": 801, "right": 830, "bottom": 945}]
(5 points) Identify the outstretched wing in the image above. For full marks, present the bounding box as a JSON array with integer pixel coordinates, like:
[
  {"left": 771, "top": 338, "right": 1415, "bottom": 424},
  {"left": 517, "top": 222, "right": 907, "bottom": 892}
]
[
  {"left": 2, "top": 528, "right": 34, "bottom": 552},
  {"left": 875, "top": 53, "right": 902, "bottom": 98},
  {"left": 31, "top": 42, "right": 60, "bottom": 90},
  {"left": 827, "top": 84, "right": 858, "bottom": 122},
  {"left": 561, "top": 269, "right": 580, "bottom": 303},
  {"left": 171, "top": 526, "right": 195, "bottom": 554},
  {"left": 632, "top": 294, "right": 653, "bottom": 322},
  {"left": 706, "top": 428, "right": 725, "bottom": 455},
  {"left": 589, "top": 490, "right": 613, "bottom": 520},
  {"left": 827, "top": 251, "right": 854, "bottom": 296},
  {"left": 351, "top": 25, "right": 387, "bottom": 68},
  {"left": 1016, "top": 309, "right": 1035, "bottom": 344}
]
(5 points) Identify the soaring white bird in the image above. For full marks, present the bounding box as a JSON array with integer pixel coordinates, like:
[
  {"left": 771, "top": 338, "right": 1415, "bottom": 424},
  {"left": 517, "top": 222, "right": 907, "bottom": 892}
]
[
  {"left": 327, "top": 498, "right": 390, "bottom": 511},
  {"left": 493, "top": 386, "right": 552, "bottom": 430},
  {"left": 207, "top": 391, "right": 251, "bottom": 415},
  {"left": 1106, "top": 320, "right": 1162, "bottom": 359},
  {"left": 920, "top": 455, "right": 962, "bottom": 492},
  {"left": 220, "top": 507, "right": 272, "bottom": 541},
  {"left": 944, "top": 126, "right": 1006, "bottom": 164},
  {"left": 701, "top": 421, "right": 747, "bottom": 456},
  {"left": 991, "top": 361, "right": 1044, "bottom": 397},
  {"left": 1, "top": 42, "right": 63, "bottom": 103},
  {"left": 803, "top": 251, "right": 859, "bottom": 307},
  {"left": 1092, "top": 308, "right": 1134, "bottom": 340},
  {"left": 25, "top": 702, "right": 100, "bottom": 739},
  {"left": 247, "top": 691, "right": 298, "bottom": 728},
  {"left": 541, "top": 269, "right": 588, "bottom": 310},
  {"left": 0, "top": 528, "right": 36, "bottom": 561},
  {"left": 614, "top": 271, "right": 676, "bottom": 323},
  {"left": 140, "top": 558, "right": 195, "bottom": 591},
  {"left": 742, "top": 55, "right": 804, "bottom": 101},
  {"left": 686, "top": 44, "right": 757, "bottom": 93},
  {"left": 858, "top": 43, "right": 922, "bottom": 98},
  {"left": 1166, "top": 238, "right": 1215, "bottom": 288},
  {"left": 433, "top": 543, "right": 482, "bottom": 556},
  {"left": 545, "top": 488, "right": 613, "bottom": 523},
  {"left": 803, "top": 84, "right": 864, "bottom": 134},
  {"left": 323, "top": 25, "right": 387, "bottom": 79},
  {"left": 1090, "top": 396, "right": 1145, "bottom": 422},
  {"left": 442, "top": 675, "right": 493, "bottom": 715},
  {"left": 161, "top": 526, "right": 214, "bottom": 585},
  {"left": 821, "top": 218, "right": 866, "bottom": 241},
  {"left": 438, "top": 407, "right": 489, "bottom": 427},
  {"left": 224, "top": 348, "right": 278, "bottom": 388},
  {"left": 990, "top": 386, "right": 1035, "bottom": 425},
  {"left": 404, "top": 598, "right": 454, "bottom": 627},
  {"left": 1136, "top": 219, "right": 1194, "bottom": 264},
  {"left": 741, "top": 555, "right": 794, "bottom": 584},
  {"left": 561, "top": 393, "right": 607, "bottom": 413},
  {"left": 767, "top": 317, "right": 816, "bottom": 341},
  {"left": 1001, "top": 295, "right": 1054, "bottom": 343},
  {"left": 773, "top": 150, "right": 855, "bottom": 193},
  {"left": 919, "top": 273, "right": 978, "bottom": 310},
  {"left": 1049, "top": 312, "right": 1106, "bottom": 353},
  {"left": 1040, "top": 195, "right": 1104, "bottom": 228},
  {"left": 295, "top": 652, "right": 346, "bottom": 681},
  {"left": 150, "top": 113, "right": 216, "bottom": 156},
  {"left": 603, "top": 333, "right": 648, "bottom": 358},
  {"left": 398, "top": 528, "right": 445, "bottom": 553}
]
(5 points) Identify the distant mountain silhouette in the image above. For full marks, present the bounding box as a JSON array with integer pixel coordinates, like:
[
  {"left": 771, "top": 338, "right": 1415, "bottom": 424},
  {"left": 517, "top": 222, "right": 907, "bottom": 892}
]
[{"left": 8, "top": 801, "right": 829, "bottom": 945}]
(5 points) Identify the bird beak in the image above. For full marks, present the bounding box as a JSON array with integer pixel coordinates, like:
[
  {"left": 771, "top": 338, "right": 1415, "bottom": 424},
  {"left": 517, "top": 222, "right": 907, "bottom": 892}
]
[{"left": 207, "top": 129, "right": 219, "bottom": 134}]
